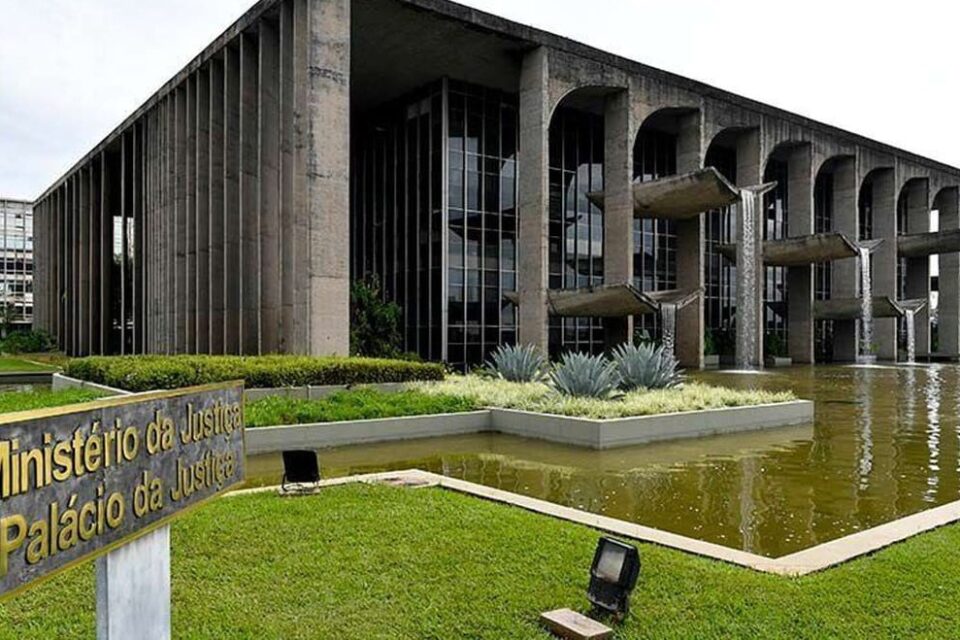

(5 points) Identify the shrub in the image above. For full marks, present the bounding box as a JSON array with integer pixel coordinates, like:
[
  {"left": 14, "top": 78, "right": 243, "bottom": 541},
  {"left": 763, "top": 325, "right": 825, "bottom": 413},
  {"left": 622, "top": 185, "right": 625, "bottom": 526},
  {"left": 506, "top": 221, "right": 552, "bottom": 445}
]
[
  {"left": 611, "top": 342, "right": 684, "bottom": 391},
  {"left": 1, "top": 329, "right": 54, "bottom": 354},
  {"left": 548, "top": 352, "right": 621, "bottom": 399},
  {"left": 486, "top": 344, "right": 547, "bottom": 382},
  {"left": 245, "top": 389, "right": 478, "bottom": 427},
  {"left": 64, "top": 355, "right": 445, "bottom": 392},
  {"left": 350, "top": 277, "right": 404, "bottom": 359}
]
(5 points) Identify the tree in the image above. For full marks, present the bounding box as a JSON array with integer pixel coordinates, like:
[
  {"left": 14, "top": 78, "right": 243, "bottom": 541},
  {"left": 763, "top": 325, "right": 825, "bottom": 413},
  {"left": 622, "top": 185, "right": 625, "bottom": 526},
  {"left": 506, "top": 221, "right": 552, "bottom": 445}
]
[{"left": 350, "top": 276, "right": 403, "bottom": 358}]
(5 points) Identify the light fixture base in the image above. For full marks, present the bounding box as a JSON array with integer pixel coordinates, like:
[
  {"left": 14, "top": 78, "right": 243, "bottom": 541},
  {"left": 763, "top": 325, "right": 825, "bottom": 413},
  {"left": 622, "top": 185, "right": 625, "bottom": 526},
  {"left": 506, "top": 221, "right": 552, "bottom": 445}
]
[{"left": 540, "top": 608, "right": 613, "bottom": 640}]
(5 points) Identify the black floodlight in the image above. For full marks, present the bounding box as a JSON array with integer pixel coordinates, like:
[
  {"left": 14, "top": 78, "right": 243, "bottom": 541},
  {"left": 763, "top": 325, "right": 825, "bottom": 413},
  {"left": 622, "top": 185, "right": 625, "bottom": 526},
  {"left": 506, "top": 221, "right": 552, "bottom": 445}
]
[
  {"left": 587, "top": 537, "right": 640, "bottom": 619},
  {"left": 281, "top": 450, "right": 321, "bottom": 491}
]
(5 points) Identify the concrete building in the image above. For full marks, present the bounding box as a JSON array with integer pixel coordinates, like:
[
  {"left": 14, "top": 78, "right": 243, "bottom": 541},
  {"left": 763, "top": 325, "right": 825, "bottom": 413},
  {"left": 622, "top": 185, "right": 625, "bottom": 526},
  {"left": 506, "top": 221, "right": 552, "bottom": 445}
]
[
  {"left": 0, "top": 199, "right": 34, "bottom": 331},
  {"left": 32, "top": 0, "right": 960, "bottom": 367}
]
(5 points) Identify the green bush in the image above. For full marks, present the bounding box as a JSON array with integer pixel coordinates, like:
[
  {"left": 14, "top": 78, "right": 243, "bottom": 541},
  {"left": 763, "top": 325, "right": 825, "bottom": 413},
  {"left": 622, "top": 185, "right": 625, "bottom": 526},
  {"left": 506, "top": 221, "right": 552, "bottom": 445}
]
[
  {"left": 245, "top": 388, "right": 477, "bottom": 427},
  {"left": 1, "top": 329, "right": 54, "bottom": 354},
  {"left": 350, "top": 276, "right": 404, "bottom": 358},
  {"left": 64, "top": 355, "right": 445, "bottom": 392}
]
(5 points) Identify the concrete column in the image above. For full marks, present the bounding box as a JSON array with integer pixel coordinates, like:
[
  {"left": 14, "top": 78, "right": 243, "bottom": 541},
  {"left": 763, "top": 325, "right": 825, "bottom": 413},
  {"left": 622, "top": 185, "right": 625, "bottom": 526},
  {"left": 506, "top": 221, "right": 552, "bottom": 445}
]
[
  {"left": 736, "top": 129, "right": 764, "bottom": 367},
  {"left": 786, "top": 146, "right": 814, "bottom": 364},
  {"left": 937, "top": 188, "right": 960, "bottom": 357},
  {"left": 240, "top": 33, "right": 261, "bottom": 354},
  {"left": 904, "top": 180, "right": 931, "bottom": 357},
  {"left": 259, "top": 19, "right": 281, "bottom": 354},
  {"left": 209, "top": 59, "right": 226, "bottom": 355},
  {"left": 872, "top": 170, "right": 898, "bottom": 360},
  {"left": 297, "top": 0, "right": 351, "bottom": 356},
  {"left": 831, "top": 158, "right": 858, "bottom": 361},
  {"left": 602, "top": 89, "right": 633, "bottom": 349},
  {"left": 224, "top": 45, "right": 242, "bottom": 355},
  {"left": 675, "top": 111, "right": 704, "bottom": 368},
  {"left": 196, "top": 67, "right": 211, "bottom": 354},
  {"left": 175, "top": 87, "right": 188, "bottom": 354},
  {"left": 516, "top": 47, "right": 550, "bottom": 354}
]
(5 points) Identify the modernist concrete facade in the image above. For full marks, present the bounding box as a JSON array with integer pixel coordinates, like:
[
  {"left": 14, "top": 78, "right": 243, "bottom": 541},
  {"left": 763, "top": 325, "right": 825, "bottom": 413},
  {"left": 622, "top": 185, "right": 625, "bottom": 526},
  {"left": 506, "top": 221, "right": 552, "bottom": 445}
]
[
  {"left": 31, "top": 0, "right": 960, "bottom": 368},
  {"left": 0, "top": 199, "right": 34, "bottom": 330}
]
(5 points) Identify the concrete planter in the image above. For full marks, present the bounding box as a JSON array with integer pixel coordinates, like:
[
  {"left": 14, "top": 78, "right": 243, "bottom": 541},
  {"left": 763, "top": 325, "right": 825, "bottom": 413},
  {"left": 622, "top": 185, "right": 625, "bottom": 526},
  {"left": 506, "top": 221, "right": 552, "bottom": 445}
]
[
  {"left": 247, "top": 400, "right": 814, "bottom": 453},
  {"left": 245, "top": 411, "right": 491, "bottom": 455},
  {"left": 52, "top": 373, "right": 132, "bottom": 396},
  {"left": 0, "top": 371, "right": 55, "bottom": 385},
  {"left": 764, "top": 356, "right": 793, "bottom": 368}
]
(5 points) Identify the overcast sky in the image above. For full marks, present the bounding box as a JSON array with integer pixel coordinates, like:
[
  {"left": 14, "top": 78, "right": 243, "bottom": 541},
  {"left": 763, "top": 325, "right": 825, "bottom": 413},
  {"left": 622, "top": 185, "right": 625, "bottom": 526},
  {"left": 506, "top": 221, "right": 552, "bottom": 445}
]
[{"left": 2, "top": 0, "right": 958, "bottom": 200}]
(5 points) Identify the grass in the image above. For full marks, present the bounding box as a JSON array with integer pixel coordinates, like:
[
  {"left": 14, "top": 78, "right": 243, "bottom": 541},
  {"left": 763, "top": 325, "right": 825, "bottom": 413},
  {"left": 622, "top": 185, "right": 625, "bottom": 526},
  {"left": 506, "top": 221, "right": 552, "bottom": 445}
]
[
  {"left": 0, "top": 357, "right": 57, "bottom": 373},
  {"left": 414, "top": 376, "right": 797, "bottom": 419},
  {"left": 244, "top": 388, "right": 479, "bottom": 427},
  {"left": 1, "top": 483, "right": 958, "bottom": 638},
  {"left": 0, "top": 388, "right": 103, "bottom": 414}
]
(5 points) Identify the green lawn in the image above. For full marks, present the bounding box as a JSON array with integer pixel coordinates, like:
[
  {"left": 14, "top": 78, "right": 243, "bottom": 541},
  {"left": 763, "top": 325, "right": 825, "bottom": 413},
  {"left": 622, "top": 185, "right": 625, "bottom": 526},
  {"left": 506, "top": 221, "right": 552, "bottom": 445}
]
[
  {"left": 1, "top": 484, "right": 957, "bottom": 638},
  {"left": 0, "top": 388, "right": 103, "bottom": 414},
  {"left": 0, "top": 357, "right": 57, "bottom": 373},
  {"left": 245, "top": 388, "right": 478, "bottom": 427}
]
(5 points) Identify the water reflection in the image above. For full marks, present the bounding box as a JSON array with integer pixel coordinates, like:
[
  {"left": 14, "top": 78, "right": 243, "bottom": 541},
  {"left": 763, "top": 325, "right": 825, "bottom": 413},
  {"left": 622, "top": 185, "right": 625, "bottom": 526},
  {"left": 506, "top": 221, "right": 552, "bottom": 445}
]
[{"left": 247, "top": 365, "right": 960, "bottom": 557}]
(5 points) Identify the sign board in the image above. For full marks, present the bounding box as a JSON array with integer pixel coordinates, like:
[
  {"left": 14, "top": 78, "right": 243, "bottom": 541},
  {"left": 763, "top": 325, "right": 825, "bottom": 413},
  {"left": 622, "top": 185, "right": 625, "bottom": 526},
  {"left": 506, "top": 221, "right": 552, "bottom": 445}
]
[{"left": 0, "top": 381, "right": 245, "bottom": 599}]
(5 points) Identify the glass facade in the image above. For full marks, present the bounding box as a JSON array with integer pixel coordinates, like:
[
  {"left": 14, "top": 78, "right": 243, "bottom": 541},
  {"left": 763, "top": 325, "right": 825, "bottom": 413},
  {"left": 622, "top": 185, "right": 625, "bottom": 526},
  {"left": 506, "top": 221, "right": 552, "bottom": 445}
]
[
  {"left": 704, "top": 145, "right": 737, "bottom": 356},
  {"left": 632, "top": 129, "right": 678, "bottom": 340},
  {"left": 814, "top": 172, "right": 834, "bottom": 361},
  {"left": 547, "top": 107, "right": 605, "bottom": 357},
  {"left": 0, "top": 200, "right": 34, "bottom": 328},
  {"left": 351, "top": 80, "right": 518, "bottom": 370},
  {"left": 763, "top": 159, "right": 789, "bottom": 350}
]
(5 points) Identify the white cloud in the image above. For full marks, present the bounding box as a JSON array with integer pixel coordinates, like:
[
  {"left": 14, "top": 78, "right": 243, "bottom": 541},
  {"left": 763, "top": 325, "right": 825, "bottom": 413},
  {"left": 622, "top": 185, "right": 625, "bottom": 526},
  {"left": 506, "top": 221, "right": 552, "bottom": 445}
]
[{"left": 2, "top": 0, "right": 958, "bottom": 199}]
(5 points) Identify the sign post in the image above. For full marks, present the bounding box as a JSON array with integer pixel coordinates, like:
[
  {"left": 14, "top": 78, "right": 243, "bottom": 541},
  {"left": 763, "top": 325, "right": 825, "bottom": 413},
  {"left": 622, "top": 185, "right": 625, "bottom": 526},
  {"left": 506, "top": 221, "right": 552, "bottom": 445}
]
[{"left": 0, "top": 381, "right": 245, "bottom": 639}]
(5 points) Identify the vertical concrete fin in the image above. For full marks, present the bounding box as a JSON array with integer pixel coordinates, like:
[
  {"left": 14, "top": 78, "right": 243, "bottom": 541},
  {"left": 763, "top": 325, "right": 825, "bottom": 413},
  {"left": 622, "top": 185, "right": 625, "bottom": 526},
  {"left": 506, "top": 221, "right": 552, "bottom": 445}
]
[
  {"left": 240, "top": 32, "right": 261, "bottom": 355},
  {"left": 602, "top": 88, "right": 634, "bottom": 349},
  {"left": 209, "top": 57, "right": 226, "bottom": 355},
  {"left": 279, "top": 0, "right": 296, "bottom": 354},
  {"left": 259, "top": 17, "right": 282, "bottom": 354},
  {"left": 224, "top": 44, "right": 242, "bottom": 355},
  {"left": 196, "top": 65, "right": 211, "bottom": 354}
]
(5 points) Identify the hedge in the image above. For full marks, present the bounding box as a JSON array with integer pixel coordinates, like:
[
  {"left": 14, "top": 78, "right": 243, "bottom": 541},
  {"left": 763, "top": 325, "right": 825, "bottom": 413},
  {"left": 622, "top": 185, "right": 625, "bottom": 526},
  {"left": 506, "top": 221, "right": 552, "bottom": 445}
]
[{"left": 63, "top": 355, "right": 445, "bottom": 392}]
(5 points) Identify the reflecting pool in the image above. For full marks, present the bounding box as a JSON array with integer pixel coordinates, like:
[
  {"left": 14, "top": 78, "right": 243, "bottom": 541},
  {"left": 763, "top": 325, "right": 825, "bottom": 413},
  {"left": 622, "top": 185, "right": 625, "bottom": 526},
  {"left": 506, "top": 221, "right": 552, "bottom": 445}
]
[{"left": 246, "top": 365, "right": 960, "bottom": 557}]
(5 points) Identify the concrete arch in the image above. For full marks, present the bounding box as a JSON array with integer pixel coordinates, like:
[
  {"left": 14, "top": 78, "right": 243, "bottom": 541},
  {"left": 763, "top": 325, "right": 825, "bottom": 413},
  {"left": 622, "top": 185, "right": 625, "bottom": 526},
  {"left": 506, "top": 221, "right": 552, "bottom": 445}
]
[
  {"left": 548, "top": 84, "right": 624, "bottom": 124},
  {"left": 763, "top": 140, "right": 811, "bottom": 179},
  {"left": 633, "top": 106, "right": 702, "bottom": 176}
]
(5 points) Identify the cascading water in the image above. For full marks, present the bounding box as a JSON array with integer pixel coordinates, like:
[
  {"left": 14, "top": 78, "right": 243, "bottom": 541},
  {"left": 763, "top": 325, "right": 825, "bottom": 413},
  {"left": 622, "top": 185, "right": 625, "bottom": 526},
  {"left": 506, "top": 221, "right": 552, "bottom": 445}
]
[
  {"left": 735, "top": 189, "right": 762, "bottom": 370},
  {"left": 660, "top": 303, "right": 678, "bottom": 359},
  {"left": 858, "top": 247, "right": 874, "bottom": 362},
  {"left": 905, "top": 310, "right": 917, "bottom": 364}
]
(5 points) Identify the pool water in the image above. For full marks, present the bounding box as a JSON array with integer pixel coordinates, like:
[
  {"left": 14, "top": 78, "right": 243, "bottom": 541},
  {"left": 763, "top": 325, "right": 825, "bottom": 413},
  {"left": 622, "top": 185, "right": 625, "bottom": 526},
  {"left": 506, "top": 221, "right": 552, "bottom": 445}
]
[{"left": 246, "top": 365, "right": 960, "bottom": 557}]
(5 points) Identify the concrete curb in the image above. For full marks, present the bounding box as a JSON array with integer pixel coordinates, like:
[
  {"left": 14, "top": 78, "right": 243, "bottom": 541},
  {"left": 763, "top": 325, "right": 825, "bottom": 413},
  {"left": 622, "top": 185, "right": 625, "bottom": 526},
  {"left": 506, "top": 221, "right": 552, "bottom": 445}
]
[
  {"left": 236, "top": 469, "right": 960, "bottom": 577},
  {"left": 52, "top": 373, "right": 133, "bottom": 396}
]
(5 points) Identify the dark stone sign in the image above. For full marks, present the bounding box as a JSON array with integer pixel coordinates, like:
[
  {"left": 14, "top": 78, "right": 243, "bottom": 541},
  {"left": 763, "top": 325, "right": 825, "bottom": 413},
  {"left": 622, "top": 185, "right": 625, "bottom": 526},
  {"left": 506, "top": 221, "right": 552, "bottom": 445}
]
[{"left": 0, "top": 382, "right": 245, "bottom": 599}]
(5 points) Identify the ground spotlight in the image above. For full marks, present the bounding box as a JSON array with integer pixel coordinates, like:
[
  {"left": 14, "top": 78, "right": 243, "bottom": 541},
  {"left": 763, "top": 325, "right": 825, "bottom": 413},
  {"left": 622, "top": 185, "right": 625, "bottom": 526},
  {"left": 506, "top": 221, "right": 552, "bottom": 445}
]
[
  {"left": 587, "top": 537, "right": 640, "bottom": 619},
  {"left": 281, "top": 450, "right": 321, "bottom": 491}
]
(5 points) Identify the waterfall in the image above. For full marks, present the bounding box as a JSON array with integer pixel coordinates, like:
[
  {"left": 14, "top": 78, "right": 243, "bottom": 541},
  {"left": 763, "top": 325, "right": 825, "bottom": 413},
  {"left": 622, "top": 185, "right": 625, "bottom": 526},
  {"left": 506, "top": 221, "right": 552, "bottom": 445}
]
[
  {"left": 661, "top": 303, "right": 678, "bottom": 359},
  {"left": 735, "top": 188, "right": 763, "bottom": 370},
  {"left": 858, "top": 247, "right": 874, "bottom": 362},
  {"left": 905, "top": 310, "right": 917, "bottom": 364}
]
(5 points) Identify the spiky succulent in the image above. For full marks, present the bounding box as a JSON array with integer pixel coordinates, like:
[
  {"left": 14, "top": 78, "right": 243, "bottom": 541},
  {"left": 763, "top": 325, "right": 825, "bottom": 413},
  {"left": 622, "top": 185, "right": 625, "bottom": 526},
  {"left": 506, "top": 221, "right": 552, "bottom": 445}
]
[
  {"left": 611, "top": 342, "right": 684, "bottom": 391},
  {"left": 548, "top": 351, "right": 621, "bottom": 398},
  {"left": 486, "top": 343, "right": 548, "bottom": 382}
]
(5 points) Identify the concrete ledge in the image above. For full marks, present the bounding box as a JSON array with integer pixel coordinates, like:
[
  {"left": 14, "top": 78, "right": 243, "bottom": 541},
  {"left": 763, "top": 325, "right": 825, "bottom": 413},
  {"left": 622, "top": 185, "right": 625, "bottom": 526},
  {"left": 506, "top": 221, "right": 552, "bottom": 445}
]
[
  {"left": 244, "top": 382, "right": 411, "bottom": 402},
  {"left": 245, "top": 411, "right": 491, "bottom": 455},
  {"left": 52, "top": 373, "right": 132, "bottom": 396},
  {"left": 0, "top": 371, "right": 54, "bottom": 384},
  {"left": 238, "top": 469, "right": 960, "bottom": 577}
]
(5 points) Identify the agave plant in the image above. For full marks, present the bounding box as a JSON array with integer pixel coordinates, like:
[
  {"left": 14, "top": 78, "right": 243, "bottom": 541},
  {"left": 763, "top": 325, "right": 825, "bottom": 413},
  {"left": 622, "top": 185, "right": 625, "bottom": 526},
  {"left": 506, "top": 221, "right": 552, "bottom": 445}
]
[
  {"left": 486, "top": 343, "right": 548, "bottom": 382},
  {"left": 611, "top": 342, "right": 684, "bottom": 391},
  {"left": 548, "top": 352, "right": 621, "bottom": 398}
]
